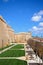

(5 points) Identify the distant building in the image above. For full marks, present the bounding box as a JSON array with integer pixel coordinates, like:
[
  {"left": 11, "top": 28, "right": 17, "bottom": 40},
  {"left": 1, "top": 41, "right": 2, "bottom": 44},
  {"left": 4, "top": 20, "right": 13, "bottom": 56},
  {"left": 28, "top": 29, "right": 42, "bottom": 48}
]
[
  {"left": 33, "top": 37, "right": 43, "bottom": 42},
  {"left": 14, "top": 32, "right": 32, "bottom": 43}
]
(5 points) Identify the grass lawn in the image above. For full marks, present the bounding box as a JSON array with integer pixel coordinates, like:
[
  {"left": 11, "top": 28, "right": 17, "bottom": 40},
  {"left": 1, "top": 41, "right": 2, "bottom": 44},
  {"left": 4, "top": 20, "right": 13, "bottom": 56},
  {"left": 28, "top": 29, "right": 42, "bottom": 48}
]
[
  {"left": 0, "top": 44, "right": 14, "bottom": 51},
  {"left": 10, "top": 44, "right": 24, "bottom": 49},
  {"left": 0, "top": 59, "right": 27, "bottom": 65},
  {"left": 0, "top": 50, "right": 25, "bottom": 57}
]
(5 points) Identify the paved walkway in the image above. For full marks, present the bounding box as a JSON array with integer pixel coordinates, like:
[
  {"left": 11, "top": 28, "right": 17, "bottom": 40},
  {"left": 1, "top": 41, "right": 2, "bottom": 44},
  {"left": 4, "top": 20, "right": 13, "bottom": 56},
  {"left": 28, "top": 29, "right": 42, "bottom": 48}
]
[
  {"left": 24, "top": 44, "right": 43, "bottom": 63},
  {"left": 0, "top": 56, "right": 26, "bottom": 60},
  {"left": 0, "top": 43, "right": 26, "bottom": 61},
  {"left": 0, "top": 43, "right": 43, "bottom": 63},
  {"left": 0, "top": 44, "right": 17, "bottom": 54},
  {"left": 10, "top": 48, "right": 24, "bottom": 50},
  {"left": 16, "top": 56, "right": 26, "bottom": 60},
  {"left": 16, "top": 43, "right": 27, "bottom": 44}
]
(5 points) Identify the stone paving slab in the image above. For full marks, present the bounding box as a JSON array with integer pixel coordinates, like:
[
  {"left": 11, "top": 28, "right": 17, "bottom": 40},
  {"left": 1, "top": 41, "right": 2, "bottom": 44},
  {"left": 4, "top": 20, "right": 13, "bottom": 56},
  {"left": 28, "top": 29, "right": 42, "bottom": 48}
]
[{"left": 24, "top": 44, "right": 43, "bottom": 63}]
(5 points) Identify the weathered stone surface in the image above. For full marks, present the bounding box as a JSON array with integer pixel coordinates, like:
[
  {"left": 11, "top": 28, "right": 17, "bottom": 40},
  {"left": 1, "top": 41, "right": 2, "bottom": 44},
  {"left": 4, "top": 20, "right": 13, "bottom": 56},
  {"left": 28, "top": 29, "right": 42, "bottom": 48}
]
[
  {"left": 0, "top": 16, "right": 9, "bottom": 48},
  {"left": 0, "top": 16, "right": 32, "bottom": 48},
  {"left": 14, "top": 32, "right": 32, "bottom": 43}
]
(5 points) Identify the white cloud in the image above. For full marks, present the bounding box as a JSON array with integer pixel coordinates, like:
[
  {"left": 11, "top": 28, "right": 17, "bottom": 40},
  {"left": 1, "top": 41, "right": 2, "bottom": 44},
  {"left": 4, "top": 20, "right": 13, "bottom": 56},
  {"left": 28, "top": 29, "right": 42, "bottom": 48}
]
[
  {"left": 38, "top": 10, "right": 43, "bottom": 15},
  {"left": 31, "top": 15, "right": 41, "bottom": 22},
  {"left": 3, "top": 0, "right": 9, "bottom": 2},
  {"left": 32, "top": 26, "right": 38, "bottom": 31},
  {"left": 31, "top": 10, "right": 43, "bottom": 35},
  {"left": 32, "top": 26, "right": 39, "bottom": 34},
  {"left": 30, "top": 26, "right": 43, "bottom": 34},
  {"left": 39, "top": 22, "right": 43, "bottom": 26},
  {"left": 31, "top": 10, "right": 43, "bottom": 22}
]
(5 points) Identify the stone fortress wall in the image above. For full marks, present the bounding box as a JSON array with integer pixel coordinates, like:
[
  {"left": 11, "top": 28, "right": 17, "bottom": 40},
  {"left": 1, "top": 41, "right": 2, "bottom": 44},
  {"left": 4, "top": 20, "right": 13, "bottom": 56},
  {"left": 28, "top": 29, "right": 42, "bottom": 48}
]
[
  {"left": 14, "top": 32, "right": 32, "bottom": 43},
  {"left": 0, "top": 16, "right": 32, "bottom": 48},
  {"left": 0, "top": 16, "right": 15, "bottom": 48}
]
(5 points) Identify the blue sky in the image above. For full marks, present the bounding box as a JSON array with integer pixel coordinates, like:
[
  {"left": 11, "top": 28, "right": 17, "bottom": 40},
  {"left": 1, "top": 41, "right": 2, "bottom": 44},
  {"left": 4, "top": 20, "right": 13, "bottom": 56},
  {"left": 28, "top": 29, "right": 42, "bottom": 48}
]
[{"left": 0, "top": 0, "right": 43, "bottom": 37}]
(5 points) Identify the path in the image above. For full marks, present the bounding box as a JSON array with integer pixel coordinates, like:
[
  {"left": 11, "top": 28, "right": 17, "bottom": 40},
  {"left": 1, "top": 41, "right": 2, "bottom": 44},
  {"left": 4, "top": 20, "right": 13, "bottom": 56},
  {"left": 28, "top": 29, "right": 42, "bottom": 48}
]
[
  {"left": 0, "top": 56, "right": 26, "bottom": 60},
  {"left": 0, "top": 43, "right": 26, "bottom": 61},
  {"left": 0, "top": 44, "right": 17, "bottom": 54},
  {"left": 24, "top": 44, "right": 43, "bottom": 63}
]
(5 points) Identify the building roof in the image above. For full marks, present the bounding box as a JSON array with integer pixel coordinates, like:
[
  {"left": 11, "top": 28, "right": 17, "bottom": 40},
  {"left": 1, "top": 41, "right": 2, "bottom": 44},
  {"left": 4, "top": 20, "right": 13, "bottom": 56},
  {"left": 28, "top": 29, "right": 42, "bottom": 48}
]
[
  {"left": 33, "top": 37, "right": 43, "bottom": 42},
  {"left": 0, "top": 16, "right": 6, "bottom": 24}
]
